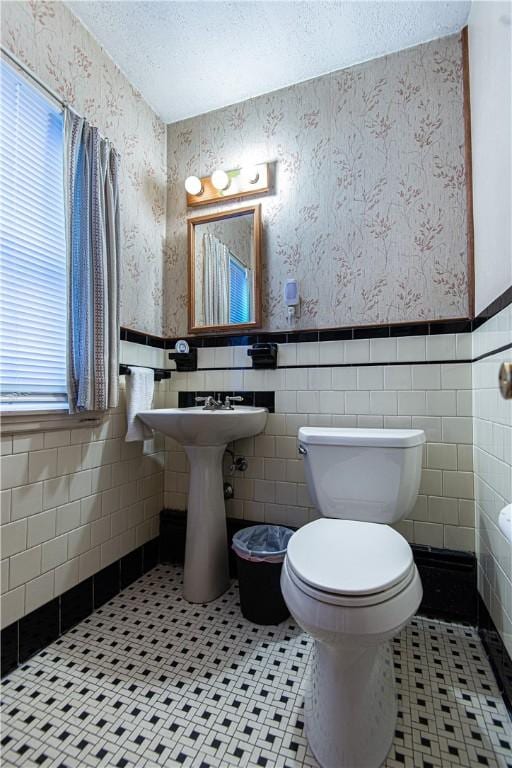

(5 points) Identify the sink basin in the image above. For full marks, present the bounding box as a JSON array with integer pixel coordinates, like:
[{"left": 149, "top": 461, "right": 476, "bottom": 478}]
[
  {"left": 137, "top": 406, "right": 267, "bottom": 446},
  {"left": 138, "top": 405, "right": 268, "bottom": 604}
]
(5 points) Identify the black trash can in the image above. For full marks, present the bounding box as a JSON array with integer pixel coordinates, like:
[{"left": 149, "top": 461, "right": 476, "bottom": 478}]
[{"left": 232, "top": 525, "right": 294, "bottom": 625}]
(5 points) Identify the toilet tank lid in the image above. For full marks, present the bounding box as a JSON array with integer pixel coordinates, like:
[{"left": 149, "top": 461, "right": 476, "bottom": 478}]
[{"left": 298, "top": 427, "right": 425, "bottom": 448}]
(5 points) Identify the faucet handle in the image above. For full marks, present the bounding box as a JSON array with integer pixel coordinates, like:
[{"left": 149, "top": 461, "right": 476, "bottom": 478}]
[
  {"left": 224, "top": 395, "right": 244, "bottom": 409},
  {"left": 195, "top": 395, "right": 215, "bottom": 408}
]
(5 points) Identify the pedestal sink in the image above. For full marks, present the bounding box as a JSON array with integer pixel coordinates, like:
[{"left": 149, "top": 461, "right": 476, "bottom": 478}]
[{"left": 137, "top": 406, "right": 268, "bottom": 603}]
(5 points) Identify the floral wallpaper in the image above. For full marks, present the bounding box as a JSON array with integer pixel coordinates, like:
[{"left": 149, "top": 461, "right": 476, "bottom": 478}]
[
  {"left": 1, "top": 5, "right": 468, "bottom": 338},
  {"left": 165, "top": 34, "right": 468, "bottom": 335},
  {"left": 1, "top": 0, "right": 167, "bottom": 336}
]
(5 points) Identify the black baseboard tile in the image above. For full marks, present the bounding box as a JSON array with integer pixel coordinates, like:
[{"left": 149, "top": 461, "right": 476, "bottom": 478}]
[
  {"left": 1, "top": 621, "right": 18, "bottom": 677},
  {"left": 19, "top": 598, "right": 59, "bottom": 664},
  {"left": 1, "top": 538, "right": 160, "bottom": 679},
  {"left": 159, "top": 511, "right": 481, "bottom": 624},
  {"left": 143, "top": 538, "right": 160, "bottom": 573},
  {"left": 60, "top": 578, "right": 93, "bottom": 633},
  {"left": 94, "top": 562, "right": 121, "bottom": 609},
  {"left": 161, "top": 508, "right": 512, "bottom": 711},
  {"left": 4, "top": 519, "right": 511, "bottom": 719},
  {"left": 477, "top": 595, "right": 512, "bottom": 715},
  {"left": 120, "top": 547, "right": 144, "bottom": 589},
  {"left": 412, "top": 544, "right": 478, "bottom": 625},
  {"left": 160, "top": 509, "right": 187, "bottom": 565},
  {"left": 160, "top": 510, "right": 253, "bottom": 577}
]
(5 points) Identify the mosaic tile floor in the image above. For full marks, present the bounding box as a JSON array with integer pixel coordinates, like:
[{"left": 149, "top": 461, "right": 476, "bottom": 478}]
[{"left": 1, "top": 564, "right": 511, "bottom": 768}]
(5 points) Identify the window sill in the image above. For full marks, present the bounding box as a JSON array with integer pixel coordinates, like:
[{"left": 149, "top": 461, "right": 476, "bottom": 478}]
[{"left": 1, "top": 408, "right": 104, "bottom": 434}]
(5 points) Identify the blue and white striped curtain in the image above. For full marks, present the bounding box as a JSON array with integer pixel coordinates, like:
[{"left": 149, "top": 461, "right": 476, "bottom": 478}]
[{"left": 64, "top": 111, "right": 120, "bottom": 413}]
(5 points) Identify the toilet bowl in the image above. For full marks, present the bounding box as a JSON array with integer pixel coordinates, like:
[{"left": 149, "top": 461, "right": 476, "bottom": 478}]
[{"left": 281, "top": 427, "right": 425, "bottom": 768}]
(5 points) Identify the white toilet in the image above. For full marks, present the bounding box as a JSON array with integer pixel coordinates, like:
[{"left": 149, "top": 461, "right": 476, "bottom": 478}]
[{"left": 281, "top": 427, "right": 426, "bottom": 768}]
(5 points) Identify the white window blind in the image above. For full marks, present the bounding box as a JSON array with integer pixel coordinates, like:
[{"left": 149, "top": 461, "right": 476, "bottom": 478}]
[
  {"left": 229, "top": 256, "right": 251, "bottom": 325},
  {"left": 0, "top": 59, "right": 68, "bottom": 412}
]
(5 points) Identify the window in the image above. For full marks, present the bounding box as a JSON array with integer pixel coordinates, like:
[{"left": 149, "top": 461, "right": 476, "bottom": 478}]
[
  {"left": 229, "top": 255, "right": 251, "bottom": 325},
  {"left": 0, "top": 59, "right": 67, "bottom": 413}
]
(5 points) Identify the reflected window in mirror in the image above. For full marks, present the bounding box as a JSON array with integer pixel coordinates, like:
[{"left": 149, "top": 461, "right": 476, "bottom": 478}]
[{"left": 229, "top": 256, "right": 251, "bottom": 324}]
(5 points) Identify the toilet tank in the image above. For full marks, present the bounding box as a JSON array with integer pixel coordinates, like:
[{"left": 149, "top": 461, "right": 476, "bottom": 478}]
[{"left": 298, "top": 427, "right": 425, "bottom": 524}]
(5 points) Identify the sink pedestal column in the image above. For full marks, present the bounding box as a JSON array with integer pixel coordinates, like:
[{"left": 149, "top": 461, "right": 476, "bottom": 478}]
[{"left": 182, "top": 444, "right": 230, "bottom": 603}]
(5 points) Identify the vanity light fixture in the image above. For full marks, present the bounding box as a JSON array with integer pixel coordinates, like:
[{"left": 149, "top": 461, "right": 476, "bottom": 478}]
[
  {"left": 185, "top": 162, "right": 271, "bottom": 207},
  {"left": 211, "top": 169, "right": 230, "bottom": 191},
  {"left": 184, "top": 175, "right": 203, "bottom": 196}
]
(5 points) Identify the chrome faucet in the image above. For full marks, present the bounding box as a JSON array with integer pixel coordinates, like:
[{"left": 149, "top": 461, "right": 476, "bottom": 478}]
[
  {"left": 195, "top": 394, "right": 244, "bottom": 410},
  {"left": 195, "top": 395, "right": 223, "bottom": 410}
]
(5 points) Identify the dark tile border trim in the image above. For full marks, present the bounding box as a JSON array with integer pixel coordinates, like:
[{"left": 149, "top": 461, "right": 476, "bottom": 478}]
[
  {"left": 0, "top": 538, "right": 159, "bottom": 678},
  {"left": 193, "top": 359, "right": 475, "bottom": 372},
  {"left": 121, "top": 286, "right": 511, "bottom": 351},
  {"left": 472, "top": 341, "right": 512, "bottom": 364},
  {"left": 160, "top": 509, "right": 512, "bottom": 707},
  {"left": 192, "top": 345, "right": 510, "bottom": 371},
  {"left": 122, "top": 294, "right": 511, "bottom": 370},
  {"left": 473, "top": 285, "right": 512, "bottom": 329},
  {"left": 121, "top": 328, "right": 166, "bottom": 349},
  {"left": 122, "top": 319, "right": 474, "bottom": 350}
]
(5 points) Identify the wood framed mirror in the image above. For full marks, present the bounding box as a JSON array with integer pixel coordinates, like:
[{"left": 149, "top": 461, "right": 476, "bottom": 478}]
[{"left": 188, "top": 204, "right": 262, "bottom": 334}]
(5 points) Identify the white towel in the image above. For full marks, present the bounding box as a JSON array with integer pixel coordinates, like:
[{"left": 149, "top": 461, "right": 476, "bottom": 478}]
[{"left": 125, "top": 366, "right": 154, "bottom": 442}]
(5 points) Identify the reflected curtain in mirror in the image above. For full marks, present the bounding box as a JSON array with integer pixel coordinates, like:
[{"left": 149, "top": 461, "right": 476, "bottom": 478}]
[{"left": 203, "top": 233, "right": 229, "bottom": 326}]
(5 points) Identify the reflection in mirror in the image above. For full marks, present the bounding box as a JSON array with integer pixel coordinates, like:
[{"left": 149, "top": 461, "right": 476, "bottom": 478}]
[{"left": 188, "top": 205, "right": 261, "bottom": 333}]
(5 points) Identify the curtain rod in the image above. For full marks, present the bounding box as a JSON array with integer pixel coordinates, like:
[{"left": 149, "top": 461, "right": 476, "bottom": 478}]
[
  {"left": 0, "top": 45, "right": 118, "bottom": 151},
  {"left": 1, "top": 46, "right": 80, "bottom": 118}
]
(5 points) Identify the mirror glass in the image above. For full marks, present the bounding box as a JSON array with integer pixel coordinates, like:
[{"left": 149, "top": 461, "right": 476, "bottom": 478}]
[{"left": 188, "top": 205, "right": 261, "bottom": 332}]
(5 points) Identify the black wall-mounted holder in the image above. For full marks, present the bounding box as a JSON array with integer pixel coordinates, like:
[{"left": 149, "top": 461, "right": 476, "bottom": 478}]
[
  {"left": 168, "top": 348, "right": 198, "bottom": 372},
  {"left": 119, "top": 364, "right": 171, "bottom": 382},
  {"left": 247, "top": 343, "right": 278, "bottom": 369}
]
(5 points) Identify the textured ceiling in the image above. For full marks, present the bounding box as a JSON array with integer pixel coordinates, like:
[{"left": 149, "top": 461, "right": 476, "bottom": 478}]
[{"left": 66, "top": 1, "right": 471, "bottom": 123}]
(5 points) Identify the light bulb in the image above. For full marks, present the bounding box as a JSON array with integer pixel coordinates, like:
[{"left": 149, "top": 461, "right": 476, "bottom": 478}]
[
  {"left": 227, "top": 175, "right": 240, "bottom": 195},
  {"left": 185, "top": 175, "right": 203, "bottom": 196},
  {"left": 240, "top": 165, "right": 259, "bottom": 185},
  {"left": 211, "top": 169, "right": 230, "bottom": 191}
]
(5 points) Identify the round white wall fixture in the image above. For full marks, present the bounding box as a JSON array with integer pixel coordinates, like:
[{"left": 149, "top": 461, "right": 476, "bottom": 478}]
[
  {"left": 240, "top": 165, "right": 259, "bottom": 185},
  {"left": 211, "top": 169, "right": 230, "bottom": 191},
  {"left": 185, "top": 175, "right": 203, "bottom": 195}
]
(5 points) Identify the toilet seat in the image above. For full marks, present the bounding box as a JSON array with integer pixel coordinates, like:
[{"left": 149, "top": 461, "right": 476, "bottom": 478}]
[
  {"left": 286, "top": 518, "right": 415, "bottom": 607},
  {"left": 285, "top": 558, "right": 416, "bottom": 607}
]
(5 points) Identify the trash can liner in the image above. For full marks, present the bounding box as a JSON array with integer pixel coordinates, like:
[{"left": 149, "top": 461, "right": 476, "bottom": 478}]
[{"left": 232, "top": 525, "right": 294, "bottom": 563}]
